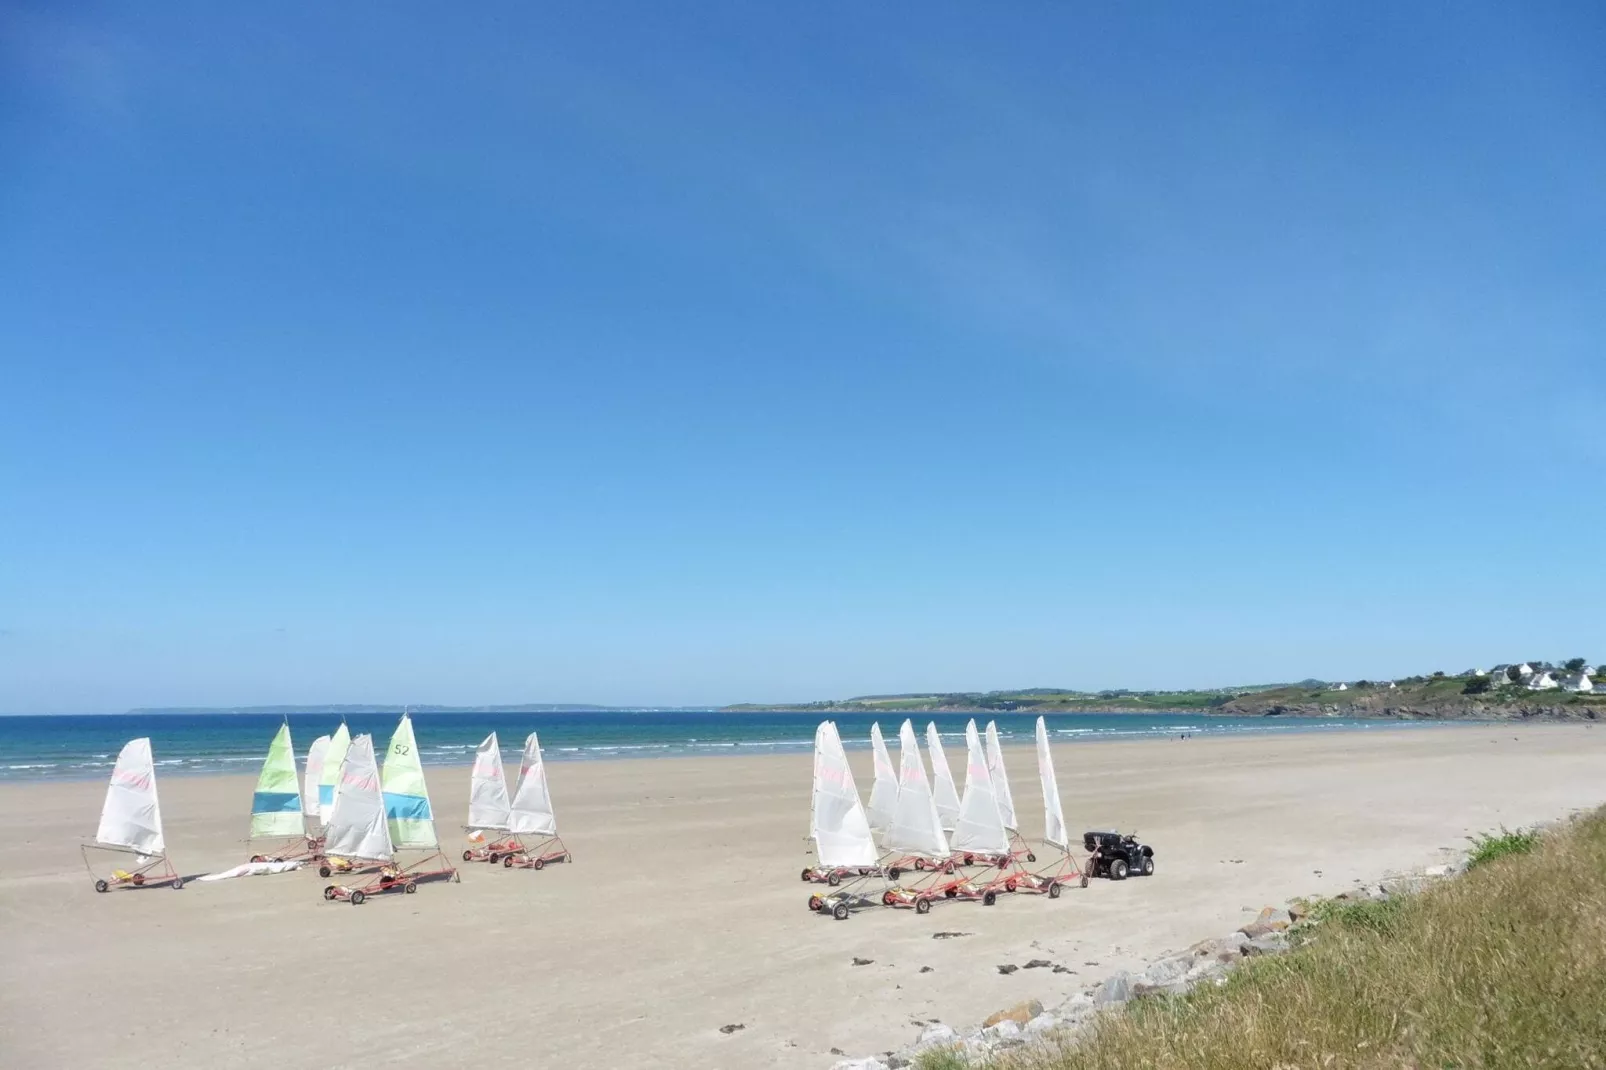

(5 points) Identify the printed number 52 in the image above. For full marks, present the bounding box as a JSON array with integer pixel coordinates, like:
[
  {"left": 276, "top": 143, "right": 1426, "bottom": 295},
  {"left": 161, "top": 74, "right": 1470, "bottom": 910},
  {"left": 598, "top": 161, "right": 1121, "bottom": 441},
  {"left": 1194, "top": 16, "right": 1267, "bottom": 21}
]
[{"left": 394, "top": 744, "right": 410, "bottom": 755}]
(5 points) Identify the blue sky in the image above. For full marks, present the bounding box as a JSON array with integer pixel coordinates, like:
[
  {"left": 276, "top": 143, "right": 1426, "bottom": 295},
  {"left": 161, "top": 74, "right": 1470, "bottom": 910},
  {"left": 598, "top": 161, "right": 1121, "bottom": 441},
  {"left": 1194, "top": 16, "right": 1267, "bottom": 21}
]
[{"left": 3, "top": 4, "right": 1603, "bottom": 712}]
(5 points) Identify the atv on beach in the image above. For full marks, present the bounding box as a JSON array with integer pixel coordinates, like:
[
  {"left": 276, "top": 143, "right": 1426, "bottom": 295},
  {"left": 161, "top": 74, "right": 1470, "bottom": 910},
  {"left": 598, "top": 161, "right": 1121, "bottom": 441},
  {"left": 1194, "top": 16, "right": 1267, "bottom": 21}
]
[{"left": 1083, "top": 830, "right": 1155, "bottom": 880}]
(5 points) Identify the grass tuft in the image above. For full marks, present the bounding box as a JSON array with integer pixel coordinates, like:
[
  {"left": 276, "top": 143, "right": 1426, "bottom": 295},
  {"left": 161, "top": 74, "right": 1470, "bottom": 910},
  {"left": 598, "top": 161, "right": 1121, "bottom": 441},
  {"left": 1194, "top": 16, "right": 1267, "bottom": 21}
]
[
  {"left": 1465, "top": 825, "right": 1541, "bottom": 868},
  {"left": 915, "top": 1047, "right": 972, "bottom": 1070},
  {"left": 996, "top": 808, "right": 1606, "bottom": 1070}
]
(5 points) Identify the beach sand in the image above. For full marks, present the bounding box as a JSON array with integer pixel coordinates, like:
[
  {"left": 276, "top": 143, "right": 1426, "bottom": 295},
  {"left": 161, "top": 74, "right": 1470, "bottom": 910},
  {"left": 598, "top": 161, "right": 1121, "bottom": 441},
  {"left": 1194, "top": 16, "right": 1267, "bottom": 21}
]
[{"left": 3, "top": 724, "right": 1603, "bottom": 1068}]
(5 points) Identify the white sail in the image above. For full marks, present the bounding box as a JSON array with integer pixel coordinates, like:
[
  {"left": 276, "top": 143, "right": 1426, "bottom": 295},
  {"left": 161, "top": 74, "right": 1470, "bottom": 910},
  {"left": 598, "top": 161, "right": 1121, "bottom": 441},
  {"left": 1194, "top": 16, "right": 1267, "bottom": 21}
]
[
  {"left": 1035, "top": 717, "right": 1068, "bottom": 850},
  {"left": 811, "top": 722, "right": 878, "bottom": 867},
  {"left": 887, "top": 720, "right": 950, "bottom": 858},
  {"left": 508, "top": 732, "right": 557, "bottom": 836},
  {"left": 318, "top": 723, "right": 351, "bottom": 823},
  {"left": 984, "top": 721, "right": 1019, "bottom": 831},
  {"left": 866, "top": 722, "right": 899, "bottom": 833},
  {"left": 302, "top": 734, "right": 331, "bottom": 818},
  {"left": 467, "top": 732, "right": 512, "bottom": 831},
  {"left": 925, "top": 722, "right": 962, "bottom": 831},
  {"left": 322, "top": 734, "right": 393, "bottom": 861},
  {"left": 95, "top": 738, "right": 165, "bottom": 856},
  {"left": 949, "top": 720, "right": 1008, "bottom": 856}
]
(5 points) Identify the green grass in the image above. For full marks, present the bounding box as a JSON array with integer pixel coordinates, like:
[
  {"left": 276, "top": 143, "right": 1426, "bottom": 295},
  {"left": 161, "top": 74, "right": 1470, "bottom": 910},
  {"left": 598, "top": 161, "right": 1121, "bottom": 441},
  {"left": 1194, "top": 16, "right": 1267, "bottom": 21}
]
[
  {"left": 915, "top": 1048, "right": 973, "bottom": 1070},
  {"left": 998, "top": 809, "right": 1606, "bottom": 1070},
  {"left": 1465, "top": 826, "right": 1541, "bottom": 868}
]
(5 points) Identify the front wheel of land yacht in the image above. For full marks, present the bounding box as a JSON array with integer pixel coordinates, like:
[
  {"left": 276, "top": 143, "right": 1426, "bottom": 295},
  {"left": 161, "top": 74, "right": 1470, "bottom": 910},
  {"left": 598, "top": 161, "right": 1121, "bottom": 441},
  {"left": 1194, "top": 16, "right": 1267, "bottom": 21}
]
[
  {"left": 350, "top": 890, "right": 365, "bottom": 905},
  {"left": 888, "top": 867, "right": 902, "bottom": 880},
  {"left": 943, "top": 861, "right": 956, "bottom": 874},
  {"left": 809, "top": 895, "right": 824, "bottom": 911},
  {"left": 131, "top": 874, "right": 145, "bottom": 886},
  {"left": 801, "top": 868, "right": 812, "bottom": 882},
  {"left": 832, "top": 903, "right": 849, "bottom": 921},
  {"left": 463, "top": 850, "right": 474, "bottom": 862},
  {"left": 882, "top": 891, "right": 896, "bottom": 906},
  {"left": 94, "top": 879, "right": 109, "bottom": 893},
  {"left": 318, "top": 865, "right": 332, "bottom": 878},
  {"left": 323, "top": 885, "right": 337, "bottom": 900},
  {"left": 915, "top": 898, "right": 931, "bottom": 915},
  {"left": 1027, "top": 853, "right": 1037, "bottom": 863},
  {"left": 251, "top": 855, "right": 265, "bottom": 864},
  {"left": 914, "top": 858, "right": 926, "bottom": 870},
  {"left": 1005, "top": 878, "right": 1017, "bottom": 893},
  {"left": 1048, "top": 881, "right": 1062, "bottom": 899},
  {"left": 983, "top": 891, "right": 997, "bottom": 907},
  {"left": 504, "top": 855, "right": 515, "bottom": 868},
  {"left": 963, "top": 854, "right": 975, "bottom": 866}
]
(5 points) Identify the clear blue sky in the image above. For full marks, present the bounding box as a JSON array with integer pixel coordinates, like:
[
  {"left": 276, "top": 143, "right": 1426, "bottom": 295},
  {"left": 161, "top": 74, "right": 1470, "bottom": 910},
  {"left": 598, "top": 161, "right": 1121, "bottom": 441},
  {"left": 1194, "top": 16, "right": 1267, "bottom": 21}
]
[{"left": 3, "top": 4, "right": 1603, "bottom": 713}]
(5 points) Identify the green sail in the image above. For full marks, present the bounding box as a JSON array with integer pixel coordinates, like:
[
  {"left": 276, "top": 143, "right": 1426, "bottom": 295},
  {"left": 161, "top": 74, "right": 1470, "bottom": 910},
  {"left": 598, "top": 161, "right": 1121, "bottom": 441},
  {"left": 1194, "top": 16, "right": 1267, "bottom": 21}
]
[
  {"left": 381, "top": 714, "right": 438, "bottom": 849},
  {"left": 249, "top": 723, "right": 304, "bottom": 839},
  {"left": 317, "top": 724, "right": 351, "bottom": 821}
]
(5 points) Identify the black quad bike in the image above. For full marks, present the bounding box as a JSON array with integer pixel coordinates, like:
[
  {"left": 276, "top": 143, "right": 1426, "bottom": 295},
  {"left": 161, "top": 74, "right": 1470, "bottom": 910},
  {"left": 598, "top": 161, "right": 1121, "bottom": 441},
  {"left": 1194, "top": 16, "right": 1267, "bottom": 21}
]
[{"left": 1083, "top": 830, "right": 1155, "bottom": 881}]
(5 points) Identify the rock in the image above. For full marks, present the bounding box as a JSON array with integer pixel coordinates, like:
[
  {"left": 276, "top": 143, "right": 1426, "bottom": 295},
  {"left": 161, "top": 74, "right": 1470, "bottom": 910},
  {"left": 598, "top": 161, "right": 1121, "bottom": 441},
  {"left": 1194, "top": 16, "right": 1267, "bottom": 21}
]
[
  {"left": 718, "top": 1023, "right": 744, "bottom": 1034},
  {"left": 852, "top": 957, "right": 874, "bottom": 967},
  {"left": 918, "top": 966, "right": 933, "bottom": 973},
  {"left": 1056, "top": 993, "right": 1096, "bottom": 1020},
  {"left": 1287, "top": 900, "right": 1314, "bottom": 923},
  {"left": 931, "top": 931, "right": 972, "bottom": 939},
  {"left": 1258, "top": 907, "right": 1293, "bottom": 931},
  {"left": 996, "top": 964, "right": 1019, "bottom": 975},
  {"left": 831, "top": 1048, "right": 845, "bottom": 1055},
  {"left": 1023, "top": 958, "right": 1053, "bottom": 969},
  {"left": 1051, "top": 965, "right": 1075, "bottom": 974},
  {"left": 1242, "top": 933, "right": 1288, "bottom": 957},
  {"left": 886, "top": 1057, "right": 912, "bottom": 1070},
  {"left": 1024, "top": 1013, "right": 1058, "bottom": 1035},
  {"left": 1132, "top": 956, "right": 1190, "bottom": 997},
  {"left": 1424, "top": 863, "right": 1452, "bottom": 877},
  {"left": 982, "top": 1000, "right": 1043, "bottom": 1027},
  {"left": 1094, "top": 970, "right": 1132, "bottom": 1006},
  {"left": 984, "top": 1019, "right": 1023, "bottom": 1042},
  {"left": 1184, "top": 960, "right": 1229, "bottom": 985},
  {"left": 915, "top": 1023, "right": 958, "bottom": 1049},
  {"left": 831, "top": 1060, "right": 888, "bottom": 1070}
]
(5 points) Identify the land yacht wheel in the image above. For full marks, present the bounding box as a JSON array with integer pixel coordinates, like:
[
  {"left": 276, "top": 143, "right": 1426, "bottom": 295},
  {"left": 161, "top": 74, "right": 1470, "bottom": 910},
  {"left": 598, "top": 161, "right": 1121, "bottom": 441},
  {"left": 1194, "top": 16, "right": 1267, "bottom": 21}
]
[{"left": 915, "top": 898, "right": 931, "bottom": 915}]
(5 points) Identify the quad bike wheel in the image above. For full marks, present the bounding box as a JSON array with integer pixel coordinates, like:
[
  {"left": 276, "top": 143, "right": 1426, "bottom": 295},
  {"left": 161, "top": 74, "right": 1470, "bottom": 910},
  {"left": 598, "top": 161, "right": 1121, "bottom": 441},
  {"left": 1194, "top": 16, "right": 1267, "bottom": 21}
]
[
  {"left": 983, "top": 890, "right": 998, "bottom": 907},
  {"left": 1109, "top": 859, "right": 1129, "bottom": 881},
  {"left": 832, "top": 903, "right": 849, "bottom": 921},
  {"left": 1048, "top": 881, "right": 1062, "bottom": 899},
  {"left": 323, "top": 885, "right": 337, "bottom": 901},
  {"left": 915, "top": 897, "right": 932, "bottom": 915},
  {"left": 94, "top": 879, "right": 109, "bottom": 893},
  {"left": 827, "top": 871, "right": 841, "bottom": 886},
  {"left": 350, "top": 889, "right": 366, "bottom": 905},
  {"left": 1142, "top": 857, "right": 1154, "bottom": 876}
]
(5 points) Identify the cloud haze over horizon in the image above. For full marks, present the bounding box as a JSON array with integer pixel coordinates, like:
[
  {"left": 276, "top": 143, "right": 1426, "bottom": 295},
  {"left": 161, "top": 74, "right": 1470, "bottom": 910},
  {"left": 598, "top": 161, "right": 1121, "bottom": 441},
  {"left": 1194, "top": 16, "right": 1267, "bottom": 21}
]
[{"left": 3, "top": 5, "right": 1603, "bottom": 713}]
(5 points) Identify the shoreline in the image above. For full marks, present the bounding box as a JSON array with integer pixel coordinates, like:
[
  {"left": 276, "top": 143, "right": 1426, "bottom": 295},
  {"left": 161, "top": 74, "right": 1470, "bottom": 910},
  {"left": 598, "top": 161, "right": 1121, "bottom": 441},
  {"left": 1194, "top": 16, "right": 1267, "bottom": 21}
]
[
  {"left": 0, "top": 713, "right": 1462, "bottom": 784},
  {"left": 5, "top": 723, "right": 1604, "bottom": 1069}
]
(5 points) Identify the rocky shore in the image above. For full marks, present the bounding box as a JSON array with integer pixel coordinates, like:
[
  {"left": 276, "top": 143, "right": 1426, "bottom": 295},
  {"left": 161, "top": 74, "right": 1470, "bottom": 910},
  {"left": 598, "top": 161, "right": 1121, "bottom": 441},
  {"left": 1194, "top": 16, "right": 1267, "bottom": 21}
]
[{"left": 828, "top": 860, "right": 1470, "bottom": 1070}]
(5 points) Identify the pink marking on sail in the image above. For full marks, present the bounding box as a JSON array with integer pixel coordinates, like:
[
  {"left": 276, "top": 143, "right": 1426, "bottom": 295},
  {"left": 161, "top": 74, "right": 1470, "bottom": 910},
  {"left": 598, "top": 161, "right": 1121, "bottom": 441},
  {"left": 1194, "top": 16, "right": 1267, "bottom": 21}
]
[{"left": 113, "top": 772, "right": 152, "bottom": 790}]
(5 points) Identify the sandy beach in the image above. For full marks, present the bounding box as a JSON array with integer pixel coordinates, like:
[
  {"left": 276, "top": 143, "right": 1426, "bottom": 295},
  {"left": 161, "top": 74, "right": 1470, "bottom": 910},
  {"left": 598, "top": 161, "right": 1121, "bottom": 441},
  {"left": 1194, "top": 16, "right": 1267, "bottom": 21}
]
[{"left": 3, "top": 724, "right": 1604, "bottom": 1069}]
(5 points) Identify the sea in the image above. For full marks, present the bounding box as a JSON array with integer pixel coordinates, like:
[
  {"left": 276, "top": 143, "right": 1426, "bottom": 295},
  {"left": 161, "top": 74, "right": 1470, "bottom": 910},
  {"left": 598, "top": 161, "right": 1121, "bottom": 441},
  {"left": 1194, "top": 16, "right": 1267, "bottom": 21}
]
[{"left": 0, "top": 710, "right": 1435, "bottom": 782}]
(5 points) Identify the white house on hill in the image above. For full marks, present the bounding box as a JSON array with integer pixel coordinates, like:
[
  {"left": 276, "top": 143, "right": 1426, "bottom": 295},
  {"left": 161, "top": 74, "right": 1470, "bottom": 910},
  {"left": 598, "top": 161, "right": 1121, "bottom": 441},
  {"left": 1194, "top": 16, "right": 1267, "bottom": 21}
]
[
  {"left": 1526, "top": 671, "right": 1559, "bottom": 691},
  {"left": 1334, "top": 682, "right": 1349, "bottom": 691},
  {"left": 1488, "top": 665, "right": 1511, "bottom": 686},
  {"left": 1562, "top": 673, "right": 1594, "bottom": 693}
]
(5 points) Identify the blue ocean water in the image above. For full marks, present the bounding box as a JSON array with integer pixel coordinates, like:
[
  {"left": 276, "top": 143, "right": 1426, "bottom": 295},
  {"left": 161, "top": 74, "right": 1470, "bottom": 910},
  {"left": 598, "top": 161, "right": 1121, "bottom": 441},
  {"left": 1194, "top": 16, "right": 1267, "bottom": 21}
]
[{"left": 0, "top": 710, "right": 1435, "bottom": 782}]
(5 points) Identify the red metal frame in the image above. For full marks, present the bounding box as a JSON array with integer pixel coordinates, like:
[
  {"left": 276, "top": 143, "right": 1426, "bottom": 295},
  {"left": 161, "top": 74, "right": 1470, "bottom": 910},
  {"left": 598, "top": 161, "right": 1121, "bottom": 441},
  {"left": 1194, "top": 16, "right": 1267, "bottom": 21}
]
[
  {"left": 461, "top": 832, "right": 524, "bottom": 864},
  {"left": 1012, "top": 844, "right": 1091, "bottom": 897},
  {"left": 323, "top": 849, "right": 460, "bottom": 904},
  {"left": 249, "top": 833, "right": 325, "bottom": 864},
  {"left": 502, "top": 834, "right": 571, "bottom": 871},
  {"left": 82, "top": 844, "right": 184, "bottom": 892}
]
